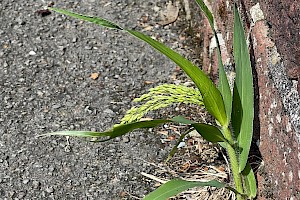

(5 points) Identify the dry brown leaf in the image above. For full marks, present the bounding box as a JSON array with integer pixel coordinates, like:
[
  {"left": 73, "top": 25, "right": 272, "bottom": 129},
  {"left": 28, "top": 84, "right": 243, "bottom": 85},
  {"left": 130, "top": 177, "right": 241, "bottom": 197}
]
[
  {"left": 180, "top": 162, "right": 190, "bottom": 172},
  {"left": 119, "top": 191, "right": 127, "bottom": 198},
  {"left": 167, "top": 135, "right": 176, "bottom": 141},
  {"left": 158, "top": 130, "right": 169, "bottom": 136},
  {"left": 159, "top": 1, "right": 179, "bottom": 25},
  {"left": 144, "top": 80, "right": 154, "bottom": 84},
  {"left": 143, "top": 26, "right": 153, "bottom": 31},
  {"left": 154, "top": 182, "right": 161, "bottom": 187},
  {"left": 140, "top": 15, "right": 149, "bottom": 23},
  {"left": 90, "top": 72, "right": 100, "bottom": 80},
  {"left": 140, "top": 117, "right": 153, "bottom": 121},
  {"left": 217, "top": 166, "right": 225, "bottom": 172}
]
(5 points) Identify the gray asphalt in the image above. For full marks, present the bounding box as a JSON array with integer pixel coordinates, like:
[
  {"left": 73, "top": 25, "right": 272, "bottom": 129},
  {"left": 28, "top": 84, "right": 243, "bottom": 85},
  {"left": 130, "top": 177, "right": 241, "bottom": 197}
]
[{"left": 0, "top": 1, "right": 194, "bottom": 199}]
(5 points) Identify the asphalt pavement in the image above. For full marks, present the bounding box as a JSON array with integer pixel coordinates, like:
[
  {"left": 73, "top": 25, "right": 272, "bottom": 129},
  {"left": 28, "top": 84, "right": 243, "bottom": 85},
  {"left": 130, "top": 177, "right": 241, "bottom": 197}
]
[{"left": 0, "top": 1, "right": 192, "bottom": 199}]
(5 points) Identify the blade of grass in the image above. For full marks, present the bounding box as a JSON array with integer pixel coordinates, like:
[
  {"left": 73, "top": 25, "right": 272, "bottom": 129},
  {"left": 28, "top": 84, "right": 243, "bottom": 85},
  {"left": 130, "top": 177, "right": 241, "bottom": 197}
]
[
  {"left": 40, "top": 119, "right": 171, "bottom": 141},
  {"left": 48, "top": 8, "right": 123, "bottom": 30},
  {"left": 194, "top": 0, "right": 214, "bottom": 28},
  {"left": 143, "top": 179, "right": 226, "bottom": 200},
  {"left": 195, "top": 0, "right": 232, "bottom": 123},
  {"left": 127, "top": 29, "right": 227, "bottom": 126},
  {"left": 195, "top": 3, "right": 244, "bottom": 196},
  {"left": 144, "top": 179, "right": 243, "bottom": 199},
  {"left": 171, "top": 115, "right": 195, "bottom": 124},
  {"left": 232, "top": 4, "right": 254, "bottom": 172},
  {"left": 193, "top": 123, "right": 227, "bottom": 143},
  {"left": 165, "top": 121, "right": 228, "bottom": 163},
  {"left": 242, "top": 163, "right": 257, "bottom": 199},
  {"left": 170, "top": 116, "right": 228, "bottom": 143},
  {"left": 49, "top": 7, "right": 228, "bottom": 127},
  {"left": 40, "top": 116, "right": 226, "bottom": 143},
  {"left": 165, "top": 129, "right": 191, "bottom": 163}
]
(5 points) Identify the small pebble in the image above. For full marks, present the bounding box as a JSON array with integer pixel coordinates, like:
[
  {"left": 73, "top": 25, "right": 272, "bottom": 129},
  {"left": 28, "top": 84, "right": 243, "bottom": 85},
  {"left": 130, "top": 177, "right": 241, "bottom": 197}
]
[
  {"left": 45, "top": 187, "right": 54, "bottom": 193},
  {"left": 72, "top": 37, "right": 77, "bottom": 42},
  {"left": 52, "top": 104, "right": 61, "bottom": 109},
  {"left": 122, "top": 136, "right": 130, "bottom": 143},
  {"left": 32, "top": 180, "right": 40, "bottom": 189},
  {"left": 177, "top": 141, "right": 186, "bottom": 148},
  {"left": 18, "top": 191, "right": 27, "bottom": 198},
  {"left": 22, "top": 179, "right": 30, "bottom": 184},
  {"left": 120, "top": 158, "right": 132, "bottom": 165},
  {"left": 28, "top": 51, "right": 36, "bottom": 55}
]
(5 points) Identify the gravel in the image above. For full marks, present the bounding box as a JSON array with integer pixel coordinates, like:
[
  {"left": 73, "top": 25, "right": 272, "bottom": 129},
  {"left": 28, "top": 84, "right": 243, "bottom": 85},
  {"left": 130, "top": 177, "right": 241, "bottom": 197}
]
[{"left": 0, "top": 0, "right": 200, "bottom": 199}]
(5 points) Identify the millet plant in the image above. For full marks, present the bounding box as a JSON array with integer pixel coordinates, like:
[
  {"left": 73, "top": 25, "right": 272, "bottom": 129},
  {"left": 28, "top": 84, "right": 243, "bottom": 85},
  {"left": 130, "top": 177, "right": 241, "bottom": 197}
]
[{"left": 42, "top": 0, "right": 257, "bottom": 199}]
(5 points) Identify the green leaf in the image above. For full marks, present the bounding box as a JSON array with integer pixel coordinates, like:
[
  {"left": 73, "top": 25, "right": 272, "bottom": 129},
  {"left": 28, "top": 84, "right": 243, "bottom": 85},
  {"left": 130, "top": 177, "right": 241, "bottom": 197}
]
[
  {"left": 127, "top": 29, "right": 227, "bottom": 126},
  {"left": 232, "top": 5, "right": 254, "bottom": 172},
  {"left": 171, "top": 115, "right": 195, "bottom": 124},
  {"left": 217, "top": 54, "right": 232, "bottom": 123},
  {"left": 172, "top": 115, "right": 229, "bottom": 147},
  {"left": 194, "top": 0, "right": 214, "bottom": 28},
  {"left": 48, "top": 7, "right": 122, "bottom": 30},
  {"left": 218, "top": 141, "right": 227, "bottom": 149},
  {"left": 41, "top": 116, "right": 226, "bottom": 144},
  {"left": 49, "top": 7, "right": 228, "bottom": 127},
  {"left": 41, "top": 119, "right": 171, "bottom": 141},
  {"left": 195, "top": 0, "right": 232, "bottom": 124},
  {"left": 192, "top": 123, "right": 226, "bottom": 143},
  {"left": 171, "top": 116, "right": 227, "bottom": 144},
  {"left": 242, "top": 163, "right": 257, "bottom": 199},
  {"left": 165, "top": 129, "right": 191, "bottom": 163},
  {"left": 144, "top": 179, "right": 225, "bottom": 200}
]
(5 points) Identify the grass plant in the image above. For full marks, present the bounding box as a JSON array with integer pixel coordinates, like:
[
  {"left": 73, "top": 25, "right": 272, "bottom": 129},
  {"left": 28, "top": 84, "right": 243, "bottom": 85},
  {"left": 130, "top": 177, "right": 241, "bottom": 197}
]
[{"left": 42, "top": 1, "right": 257, "bottom": 199}]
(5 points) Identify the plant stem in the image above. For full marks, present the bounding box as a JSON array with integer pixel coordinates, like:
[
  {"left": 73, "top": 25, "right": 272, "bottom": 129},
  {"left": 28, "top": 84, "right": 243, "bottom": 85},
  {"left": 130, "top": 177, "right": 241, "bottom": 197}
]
[{"left": 223, "top": 127, "right": 244, "bottom": 200}]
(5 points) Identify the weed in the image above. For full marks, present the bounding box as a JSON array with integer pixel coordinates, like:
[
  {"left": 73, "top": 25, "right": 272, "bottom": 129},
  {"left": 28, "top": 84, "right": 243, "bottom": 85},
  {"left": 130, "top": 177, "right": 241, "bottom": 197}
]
[{"left": 42, "top": 1, "right": 257, "bottom": 199}]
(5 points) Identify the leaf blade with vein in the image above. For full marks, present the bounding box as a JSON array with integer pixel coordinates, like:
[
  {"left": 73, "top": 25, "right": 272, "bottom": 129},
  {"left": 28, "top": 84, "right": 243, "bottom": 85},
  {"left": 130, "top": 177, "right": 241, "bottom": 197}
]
[
  {"left": 193, "top": 123, "right": 226, "bottom": 143},
  {"left": 195, "top": 0, "right": 232, "bottom": 123},
  {"left": 49, "top": 7, "right": 228, "bottom": 127},
  {"left": 242, "top": 163, "right": 257, "bottom": 199},
  {"left": 143, "top": 179, "right": 225, "bottom": 200},
  {"left": 40, "top": 119, "right": 171, "bottom": 141},
  {"left": 232, "top": 5, "right": 254, "bottom": 172}
]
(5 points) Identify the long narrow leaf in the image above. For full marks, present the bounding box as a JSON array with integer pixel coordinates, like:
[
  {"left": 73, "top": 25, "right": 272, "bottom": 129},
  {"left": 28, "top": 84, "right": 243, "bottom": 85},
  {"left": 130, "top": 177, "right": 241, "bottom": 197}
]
[
  {"left": 165, "top": 129, "right": 191, "bottom": 163},
  {"left": 217, "top": 49, "right": 232, "bottom": 123},
  {"left": 166, "top": 121, "right": 228, "bottom": 163},
  {"left": 242, "top": 163, "right": 257, "bottom": 199},
  {"left": 49, "top": 7, "right": 228, "bottom": 126},
  {"left": 194, "top": 0, "right": 214, "bottom": 28},
  {"left": 232, "top": 5, "right": 254, "bottom": 172},
  {"left": 40, "top": 119, "right": 171, "bottom": 141},
  {"left": 48, "top": 8, "right": 122, "bottom": 30},
  {"left": 169, "top": 116, "right": 227, "bottom": 144},
  {"left": 41, "top": 116, "right": 225, "bottom": 143},
  {"left": 193, "top": 123, "right": 226, "bottom": 143},
  {"left": 127, "top": 29, "right": 227, "bottom": 125},
  {"left": 144, "top": 179, "right": 225, "bottom": 200},
  {"left": 171, "top": 115, "right": 195, "bottom": 124},
  {"left": 195, "top": 0, "right": 232, "bottom": 123}
]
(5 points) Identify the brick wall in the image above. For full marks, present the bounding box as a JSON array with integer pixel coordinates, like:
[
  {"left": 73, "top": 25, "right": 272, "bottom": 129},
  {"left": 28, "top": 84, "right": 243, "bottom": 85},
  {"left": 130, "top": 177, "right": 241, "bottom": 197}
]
[{"left": 194, "top": 0, "right": 300, "bottom": 199}]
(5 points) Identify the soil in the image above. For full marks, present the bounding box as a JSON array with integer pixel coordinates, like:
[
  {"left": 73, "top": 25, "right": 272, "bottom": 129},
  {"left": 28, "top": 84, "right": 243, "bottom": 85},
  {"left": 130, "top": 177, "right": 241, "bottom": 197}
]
[{"left": 0, "top": 0, "right": 228, "bottom": 199}]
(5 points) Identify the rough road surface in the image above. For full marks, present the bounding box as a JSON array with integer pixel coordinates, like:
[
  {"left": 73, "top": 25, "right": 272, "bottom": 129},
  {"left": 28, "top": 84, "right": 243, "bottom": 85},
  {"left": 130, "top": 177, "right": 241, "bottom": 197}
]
[{"left": 0, "top": 0, "right": 200, "bottom": 199}]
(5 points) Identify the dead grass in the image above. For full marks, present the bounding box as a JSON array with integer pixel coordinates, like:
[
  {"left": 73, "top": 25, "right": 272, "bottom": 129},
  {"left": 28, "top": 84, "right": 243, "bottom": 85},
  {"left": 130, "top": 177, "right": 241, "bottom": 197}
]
[{"left": 140, "top": 122, "right": 235, "bottom": 200}]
